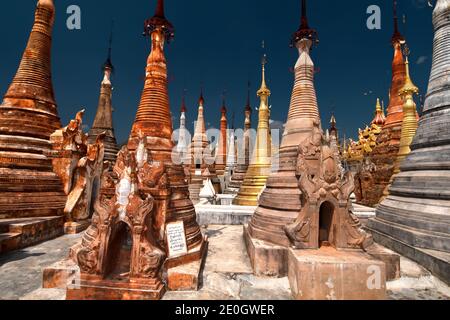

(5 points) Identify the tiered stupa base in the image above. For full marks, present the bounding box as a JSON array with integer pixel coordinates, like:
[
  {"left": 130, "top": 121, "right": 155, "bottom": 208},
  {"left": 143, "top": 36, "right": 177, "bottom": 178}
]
[
  {"left": 368, "top": 193, "right": 450, "bottom": 285},
  {"left": 226, "top": 164, "right": 249, "bottom": 194}
]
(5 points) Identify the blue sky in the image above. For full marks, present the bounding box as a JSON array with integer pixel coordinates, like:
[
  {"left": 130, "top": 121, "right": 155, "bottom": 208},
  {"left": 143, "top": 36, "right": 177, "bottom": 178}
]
[{"left": 0, "top": 0, "right": 434, "bottom": 143}]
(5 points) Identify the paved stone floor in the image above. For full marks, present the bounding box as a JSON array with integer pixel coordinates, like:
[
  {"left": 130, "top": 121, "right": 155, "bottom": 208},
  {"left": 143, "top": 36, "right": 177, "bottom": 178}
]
[{"left": 0, "top": 225, "right": 448, "bottom": 300}]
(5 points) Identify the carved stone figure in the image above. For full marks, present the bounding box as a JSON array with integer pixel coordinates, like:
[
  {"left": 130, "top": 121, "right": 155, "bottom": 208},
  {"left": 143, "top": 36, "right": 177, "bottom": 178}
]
[
  {"left": 284, "top": 124, "right": 372, "bottom": 250},
  {"left": 64, "top": 133, "right": 106, "bottom": 222},
  {"left": 71, "top": 143, "right": 166, "bottom": 291},
  {"left": 47, "top": 110, "right": 88, "bottom": 195}
]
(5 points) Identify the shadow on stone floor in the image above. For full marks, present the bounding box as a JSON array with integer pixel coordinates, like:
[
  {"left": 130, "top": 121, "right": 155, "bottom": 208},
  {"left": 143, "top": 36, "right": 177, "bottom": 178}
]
[
  {"left": 0, "top": 251, "right": 46, "bottom": 266},
  {"left": 204, "top": 227, "right": 226, "bottom": 238}
]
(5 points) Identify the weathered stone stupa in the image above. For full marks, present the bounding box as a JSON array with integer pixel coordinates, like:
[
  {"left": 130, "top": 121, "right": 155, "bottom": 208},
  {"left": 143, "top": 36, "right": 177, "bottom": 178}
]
[
  {"left": 369, "top": 0, "right": 450, "bottom": 285},
  {"left": 233, "top": 55, "right": 272, "bottom": 206},
  {"left": 243, "top": 1, "right": 386, "bottom": 299},
  {"left": 361, "top": 0, "right": 417, "bottom": 207},
  {"left": 0, "top": 0, "right": 67, "bottom": 252},
  {"left": 66, "top": 0, "right": 207, "bottom": 299},
  {"left": 246, "top": 0, "right": 320, "bottom": 248},
  {"left": 215, "top": 97, "right": 228, "bottom": 177},
  {"left": 227, "top": 84, "right": 252, "bottom": 193},
  {"left": 176, "top": 92, "right": 189, "bottom": 165},
  {"left": 224, "top": 115, "right": 236, "bottom": 190},
  {"left": 88, "top": 35, "right": 119, "bottom": 164},
  {"left": 188, "top": 92, "right": 220, "bottom": 202}
]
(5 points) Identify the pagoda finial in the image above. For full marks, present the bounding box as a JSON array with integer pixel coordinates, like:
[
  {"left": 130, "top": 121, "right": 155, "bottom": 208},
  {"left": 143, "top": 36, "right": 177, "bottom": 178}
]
[
  {"left": 258, "top": 54, "right": 271, "bottom": 98},
  {"left": 221, "top": 90, "right": 227, "bottom": 114},
  {"left": 231, "top": 112, "right": 235, "bottom": 130},
  {"left": 392, "top": 0, "right": 406, "bottom": 45},
  {"left": 292, "top": 0, "right": 318, "bottom": 47},
  {"left": 246, "top": 81, "right": 251, "bottom": 111},
  {"left": 400, "top": 45, "right": 419, "bottom": 96},
  {"left": 103, "top": 21, "right": 114, "bottom": 72},
  {"left": 144, "top": 0, "right": 174, "bottom": 41},
  {"left": 181, "top": 89, "right": 187, "bottom": 113},
  {"left": 199, "top": 86, "right": 205, "bottom": 105}
]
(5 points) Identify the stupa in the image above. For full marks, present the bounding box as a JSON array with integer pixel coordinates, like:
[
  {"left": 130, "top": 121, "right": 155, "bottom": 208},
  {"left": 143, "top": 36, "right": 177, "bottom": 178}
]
[
  {"left": 246, "top": 0, "right": 321, "bottom": 249},
  {"left": 361, "top": 0, "right": 417, "bottom": 207},
  {"left": 88, "top": 33, "right": 119, "bottom": 164},
  {"left": 214, "top": 97, "right": 228, "bottom": 177},
  {"left": 243, "top": 1, "right": 386, "bottom": 300},
  {"left": 66, "top": 0, "right": 207, "bottom": 299},
  {"left": 369, "top": 0, "right": 450, "bottom": 285},
  {"left": 233, "top": 54, "right": 272, "bottom": 206},
  {"left": 227, "top": 84, "right": 252, "bottom": 194},
  {"left": 224, "top": 115, "right": 237, "bottom": 190},
  {"left": 176, "top": 91, "right": 189, "bottom": 166},
  {"left": 0, "top": 0, "right": 67, "bottom": 252},
  {"left": 188, "top": 91, "right": 220, "bottom": 203}
]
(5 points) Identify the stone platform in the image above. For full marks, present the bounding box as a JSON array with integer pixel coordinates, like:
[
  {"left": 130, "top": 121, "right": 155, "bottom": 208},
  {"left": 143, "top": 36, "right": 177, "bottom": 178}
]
[
  {"left": 0, "top": 216, "right": 64, "bottom": 254},
  {"left": 244, "top": 224, "right": 288, "bottom": 277},
  {"left": 288, "top": 247, "right": 386, "bottom": 300},
  {"left": 196, "top": 204, "right": 256, "bottom": 226},
  {"left": 1, "top": 226, "right": 449, "bottom": 300},
  {"left": 66, "top": 278, "right": 165, "bottom": 300},
  {"left": 166, "top": 235, "right": 209, "bottom": 291}
]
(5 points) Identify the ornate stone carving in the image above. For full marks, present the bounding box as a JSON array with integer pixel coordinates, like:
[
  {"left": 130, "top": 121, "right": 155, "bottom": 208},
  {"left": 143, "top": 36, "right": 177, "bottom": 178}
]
[
  {"left": 73, "top": 143, "right": 166, "bottom": 281},
  {"left": 64, "top": 133, "right": 106, "bottom": 222},
  {"left": 284, "top": 125, "right": 372, "bottom": 250}
]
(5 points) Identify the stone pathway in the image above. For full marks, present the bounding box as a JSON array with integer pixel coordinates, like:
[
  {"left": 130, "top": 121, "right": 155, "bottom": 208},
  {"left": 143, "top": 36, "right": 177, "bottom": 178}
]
[
  {"left": 0, "top": 234, "right": 80, "bottom": 300},
  {"left": 0, "top": 225, "right": 448, "bottom": 300}
]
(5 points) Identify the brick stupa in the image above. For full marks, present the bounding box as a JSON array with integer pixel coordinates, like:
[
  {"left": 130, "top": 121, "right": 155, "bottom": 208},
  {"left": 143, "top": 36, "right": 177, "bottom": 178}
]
[
  {"left": 227, "top": 84, "right": 252, "bottom": 194},
  {"left": 88, "top": 35, "right": 119, "bottom": 165},
  {"left": 244, "top": 0, "right": 386, "bottom": 300},
  {"left": 66, "top": 0, "right": 207, "bottom": 300},
  {"left": 0, "top": 0, "right": 66, "bottom": 252}
]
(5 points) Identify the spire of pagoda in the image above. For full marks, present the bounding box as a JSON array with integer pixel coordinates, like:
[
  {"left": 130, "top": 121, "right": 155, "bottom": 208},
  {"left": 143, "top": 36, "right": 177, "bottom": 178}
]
[
  {"left": 0, "top": 0, "right": 66, "bottom": 221},
  {"left": 88, "top": 28, "right": 119, "bottom": 164},
  {"left": 391, "top": 0, "right": 406, "bottom": 45},
  {"left": 285, "top": 0, "right": 320, "bottom": 135},
  {"left": 372, "top": 98, "right": 386, "bottom": 126},
  {"left": 383, "top": 0, "right": 407, "bottom": 128},
  {"left": 103, "top": 21, "right": 114, "bottom": 74},
  {"left": 144, "top": 0, "right": 174, "bottom": 41},
  {"left": 3, "top": 0, "right": 59, "bottom": 129},
  {"left": 131, "top": 0, "right": 175, "bottom": 145},
  {"left": 233, "top": 53, "right": 272, "bottom": 206},
  {"left": 181, "top": 89, "right": 187, "bottom": 113},
  {"left": 216, "top": 91, "right": 228, "bottom": 172},
  {"left": 292, "top": 0, "right": 318, "bottom": 47}
]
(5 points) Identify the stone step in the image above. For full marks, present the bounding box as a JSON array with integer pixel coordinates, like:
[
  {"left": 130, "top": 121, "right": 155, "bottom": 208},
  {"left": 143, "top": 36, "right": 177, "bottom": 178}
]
[
  {"left": 369, "top": 226, "right": 450, "bottom": 286},
  {"left": 0, "top": 232, "right": 21, "bottom": 254},
  {"left": 376, "top": 208, "right": 450, "bottom": 235},
  {"left": 0, "top": 217, "right": 64, "bottom": 254},
  {"left": 368, "top": 217, "right": 450, "bottom": 252}
]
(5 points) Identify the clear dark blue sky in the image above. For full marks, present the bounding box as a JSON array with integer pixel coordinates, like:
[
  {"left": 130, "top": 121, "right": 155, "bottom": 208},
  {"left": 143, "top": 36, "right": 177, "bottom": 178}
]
[{"left": 0, "top": 0, "right": 434, "bottom": 144}]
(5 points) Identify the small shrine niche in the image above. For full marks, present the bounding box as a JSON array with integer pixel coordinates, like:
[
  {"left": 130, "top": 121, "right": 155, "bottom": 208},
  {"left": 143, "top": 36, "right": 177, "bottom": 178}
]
[
  {"left": 284, "top": 123, "right": 373, "bottom": 250},
  {"left": 68, "top": 140, "right": 168, "bottom": 299}
]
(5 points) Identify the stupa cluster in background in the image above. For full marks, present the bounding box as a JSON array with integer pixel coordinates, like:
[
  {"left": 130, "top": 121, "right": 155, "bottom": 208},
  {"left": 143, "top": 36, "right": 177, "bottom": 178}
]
[{"left": 0, "top": 0, "right": 448, "bottom": 300}]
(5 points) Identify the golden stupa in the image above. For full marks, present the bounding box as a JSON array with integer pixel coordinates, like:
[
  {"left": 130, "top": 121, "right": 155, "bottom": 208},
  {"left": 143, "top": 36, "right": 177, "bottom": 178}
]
[
  {"left": 233, "top": 55, "right": 272, "bottom": 206},
  {"left": 383, "top": 52, "right": 419, "bottom": 196}
]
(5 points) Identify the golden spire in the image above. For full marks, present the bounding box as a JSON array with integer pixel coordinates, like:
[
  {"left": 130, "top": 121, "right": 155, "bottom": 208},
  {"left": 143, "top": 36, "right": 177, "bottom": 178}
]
[
  {"left": 233, "top": 54, "right": 272, "bottom": 206},
  {"left": 394, "top": 54, "right": 419, "bottom": 172},
  {"left": 383, "top": 51, "right": 419, "bottom": 197}
]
